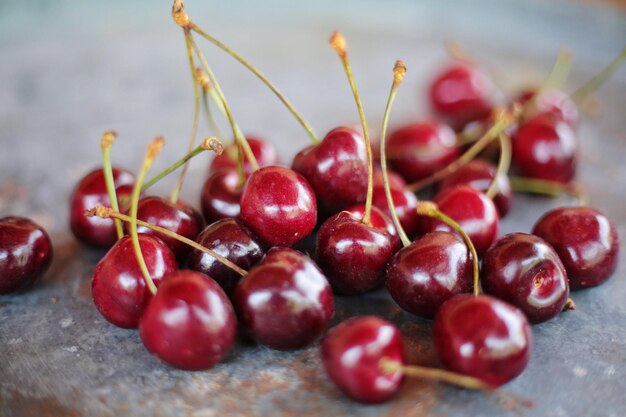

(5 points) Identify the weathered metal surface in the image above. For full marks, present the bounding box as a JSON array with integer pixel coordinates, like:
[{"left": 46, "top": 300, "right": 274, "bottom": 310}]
[{"left": 1, "top": 1, "right": 625, "bottom": 416}]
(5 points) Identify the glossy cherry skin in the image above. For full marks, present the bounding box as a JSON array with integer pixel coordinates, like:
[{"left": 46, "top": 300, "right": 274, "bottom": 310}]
[
  {"left": 512, "top": 113, "right": 578, "bottom": 183},
  {"left": 429, "top": 62, "right": 495, "bottom": 130},
  {"left": 139, "top": 270, "right": 237, "bottom": 370},
  {"left": 532, "top": 206, "right": 619, "bottom": 289},
  {"left": 372, "top": 184, "right": 420, "bottom": 238},
  {"left": 240, "top": 165, "right": 317, "bottom": 247},
  {"left": 421, "top": 185, "right": 499, "bottom": 256},
  {"left": 209, "top": 136, "right": 278, "bottom": 177},
  {"left": 233, "top": 247, "right": 334, "bottom": 350},
  {"left": 316, "top": 208, "right": 398, "bottom": 295},
  {"left": 433, "top": 294, "right": 532, "bottom": 387},
  {"left": 482, "top": 233, "right": 569, "bottom": 323},
  {"left": 292, "top": 127, "right": 367, "bottom": 213},
  {"left": 344, "top": 204, "right": 400, "bottom": 250},
  {"left": 0, "top": 217, "right": 53, "bottom": 294},
  {"left": 321, "top": 316, "right": 404, "bottom": 404},
  {"left": 70, "top": 167, "right": 135, "bottom": 247},
  {"left": 386, "top": 231, "right": 473, "bottom": 319},
  {"left": 129, "top": 196, "right": 203, "bottom": 263},
  {"left": 438, "top": 159, "right": 512, "bottom": 217},
  {"left": 386, "top": 121, "right": 460, "bottom": 183},
  {"left": 188, "top": 218, "right": 265, "bottom": 297},
  {"left": 91, "top": 234, "right": 178, "bottom": 328},
  {"left": 515, "top": 88, "right": 579, "bottom": 127},
  {"left": 200, "top": 169, "right": 243, "bottom": 224}
]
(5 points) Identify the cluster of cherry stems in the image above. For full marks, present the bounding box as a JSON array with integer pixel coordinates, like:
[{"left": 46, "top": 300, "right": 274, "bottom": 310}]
[{"left": 1, "top": 0, "right": 623, "bottom": 405}]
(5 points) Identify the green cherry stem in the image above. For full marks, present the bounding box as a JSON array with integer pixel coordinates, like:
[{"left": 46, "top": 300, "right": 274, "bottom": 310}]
[
  {"left": 380, "top": 60, "right": 411, "bottom": 247},
  {"left": 330, "top": 31, "right": 374, "bottom": 226},
  {"left": 416, "top": 201, "right": 480, "bottom": 296},
  {"left": 570, "top": 46, "right": 626, "bottom": 105},
  {"left": 543, "top": 48, "right": 572, "bottom": 91},
  {"left": 509, "top": 177, "right": 587, "bottom": 205},
  {"left": 197, "top": 67, "right": 227, "bottom": 139},
  {"left": 485, "top": 133, "right": 512, "bottom": 199},
  {"left": 100, "top": 130, "right": 124, "bottom": 240}
]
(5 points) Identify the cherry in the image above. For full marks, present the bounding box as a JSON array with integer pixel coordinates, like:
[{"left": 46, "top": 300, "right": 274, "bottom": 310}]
[
  {"left": 372, "top": 185, "right": 419, "bottom": 238},
  {"left": 200, "top": 169, "right": 243, "bottom": 223},
  {"left": 292, "top": 126, "right": 367, "bottom": 213},
  {"left": 91, "top": 234, "right": 178, "bottom": 328},
  {"left": 130, "top": 196, "right": 204, "bottom": 263},
  {"left": 512, "top": 113, "right": 578, "bottom": 183},
  {"left": 433, "top": 294, "right": 532, "bottom": 387},
  {"left": 421, "top": 185, "right": 499, "bottom": 256},
  {"left": 386, "top": 121, "right": 460, "bottom": 183},
  {"left": 373, "top": 166, "right": 406, "bottom": 189},
  {"left": 532, "top": 206, "right": 619, "bottom": 289},
  {"left": 321, "top": 316, "right": 404, "bottom": 404},
  {"left": 240, "top": 165, "right": 317, "bottom": 247},
  {"left": 429, "top": 61, "right": 495, "bottom": 130},
  {"left": 233, "top": 247, "right": 334, "bottom": 350},
  {"left": 386, "top": 231, "right": 473, "bottom": 319},
  {"left": 515, "top": 88, "right": 579, "bottom": 127},
  {"left": 343, "top": 204, "right": 400, "bottom": 249},
  {"left": 0, "top": 217, "right": 53, "bottom": 294},
  {"left": 482, "top": 233, "right": 569, "bottom": 323},
  {"left": 69, "top": 167, "right": 135, "bottom": 247},
  {"left": 139, "top": 270, "right": 237, "bottom": 370},
  {"left": 188, "top": 218, "right": 265, "bottom": 296},
  {"left": 438, "top": 159, "right": 512, "bottom": 217},
  {"left": 209, "top": 136, "right": 277, "bottom": 177}
]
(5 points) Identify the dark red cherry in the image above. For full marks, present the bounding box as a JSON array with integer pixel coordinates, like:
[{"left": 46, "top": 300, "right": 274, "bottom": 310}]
[
  {"left": 433, "top": 294, "right": 532, "bottom": 387},
  {"left": 421, "top": 185, "right": 499, "bottom": 256},
  {"left": 512, "top": 113, "right": 578, "bottom": 183},
  {"left": 188, "top": 218, "right": 265, "bottom": 297},
  {"left": 371, "top": 184, "right": 419, "bottom": 238},
  {"left": 292, "top": 127, "right": 367, "bottom": 213},
  {"left": 209, "top": 136, "right": 278, "bottom": 177},
  {"left": 514, "top": 88, "right": 579, "bottom": 127},
  {"left": 139, "top": 270, "right": 237, "bottom": 370},
  {"left": 438, "top": 159, "right": 512, "bottom": 217},
  {"left": 91, "top": 234, "right": 178, "bottom": 328},
  {"left": 386, "top": 121, "right": 460, "bottom": 183},
  {"left": 70, "top": 167, "right": 135, "bottom": 247},
  {"left": 316, "top": 207, "right": 398, "bottom": 295},
  {"left": 233, "top": 247, "right": 334, "bottom": 350},
  {"left": 386, "top": 231, "right": 473, "bottom": 319},
  {"left": 0, "top": 217, "right": 53, "bottom": 294},
  {"left": 130, "top": 196, "right": 203, "bottom": 263},
  {"left": 482, "top": 233, "right": 569, "bottom": 323},
  {"left": 240, "top": 165, "right": 317, "bottom": 247},
  {"left": 429, "top": 62, "right": 495, "bottom": 130},
  {"left": 532, "top": 206, "right": 619, "bottom": 289},
  {"left": 200, "top": 169, "right": 243, "bottom": 224},
  {"left": 321, "top": 316, "right": 404, "bottom": 404},
  {"left": 343, "top": 204, "right": 400, "bottom": 249}
]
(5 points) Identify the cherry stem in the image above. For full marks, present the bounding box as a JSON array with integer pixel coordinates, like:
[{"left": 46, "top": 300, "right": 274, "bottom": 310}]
[
  {"left": 564, "top": 297, "right": 576, "bottom": 311},
  {"left": 543, "top": 48, "right": 572, "bottom": 91},
  {"left": 379, "top": 358, "right": 493, "bottom": 391},
  {"left": 446, "top": 41, "right": 473, "bottom": 63},
  {"left": 197, "top": 68, "right": 227, "bottom": 139},
  {"left": 330, "top": 31, "right": 374, "bottom": 226},
  {"left": 100, "top": 130, "right": 123, "bottom": 240},
  {"left": 86, "top": 206, "right": 248, "bottom": 277},
  {"left": 380, "top": 60, "right": 411, "bottom": 247},
  {"left": 416, "top": 201, "right": 480, "bottom": 296},
  {"left": 485, "top": 133, "right": 512, "bottom": 199},
  {"left": 406, "top": 109, "right": 516, "bottom": 193},
  {"left": 570, "top": 46, "right": 626, "bottom": 105},
  {"left": 190, "top": 25, "right": 320, "bottom": 144},
  {"left": 130, "top": 137, "right": 165, "bottom": 295},
  {"left": 509, "top": 176, "right": 587, "bottom": 205}
]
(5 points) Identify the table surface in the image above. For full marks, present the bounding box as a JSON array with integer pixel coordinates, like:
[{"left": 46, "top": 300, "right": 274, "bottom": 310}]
[{"left": 1, "top": 1, "right": 625, "bottom": 416}]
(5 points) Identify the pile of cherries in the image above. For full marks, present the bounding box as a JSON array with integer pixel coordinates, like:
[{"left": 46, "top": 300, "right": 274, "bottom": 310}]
[{"left": 1, "top": 1, "right": 623, "bottom": 405}]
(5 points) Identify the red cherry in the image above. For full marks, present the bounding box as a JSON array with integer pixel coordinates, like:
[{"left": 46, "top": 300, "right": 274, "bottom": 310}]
[
  {"left": 482, "top": 233, "right": 569, "bottom": 323},
  {"left": 209, "top": 136, "right": 277, "bottom": 177},
  {"left": 515, "top": 88, "right": 579, "bottom": 127},
  {"left": 532, "top": 206, "right": 619, "bottom": 289},
  {"left": 240, "top": 165, "right": 317, "bottom": 247},
  {"left": 386, "top": 121, "right": 459, "bottom": 183},
  {"left": 0, "top": 217, "right": 53, "bottom": 294},
  {"left": 233, "top": 247, "right": 334, "bottom": 350},
  {"left": 343, "top": 204, "right": 400, "bottom": 249},
  {"left": 429, "top": 62, "right": 495, "bottom": 130},
  {"left": 512, "top": 113, "right": 578, "bottom": 183},
  {"left": 200, "top": 169, "right": 243, "bottom": 224},
  {"left": 91, "top": 234, "right": 177, "bottom": 328},
  {"left": 292, "top": 127, "right": 367, "bottom": 213},
  {"left": 372, "top": 184, "right": 419, "bottom": 238},
  {"left": 433, "top": 294, "right": 532, "bottom": 387},
  {"left": 139, "top": 270, "right": 237, "bottom": 370},
  {"left": 70, "top": 167, "right": 135, "bottom": 247},
  {"left": 321, "top": 316, "right": 404, "bottom": 404},
  {"left": 373, "top": 166, "right": 407, "bottom": 189},
  {"left": 386, "top": 231, "right": 473, "bottom": 319}
]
